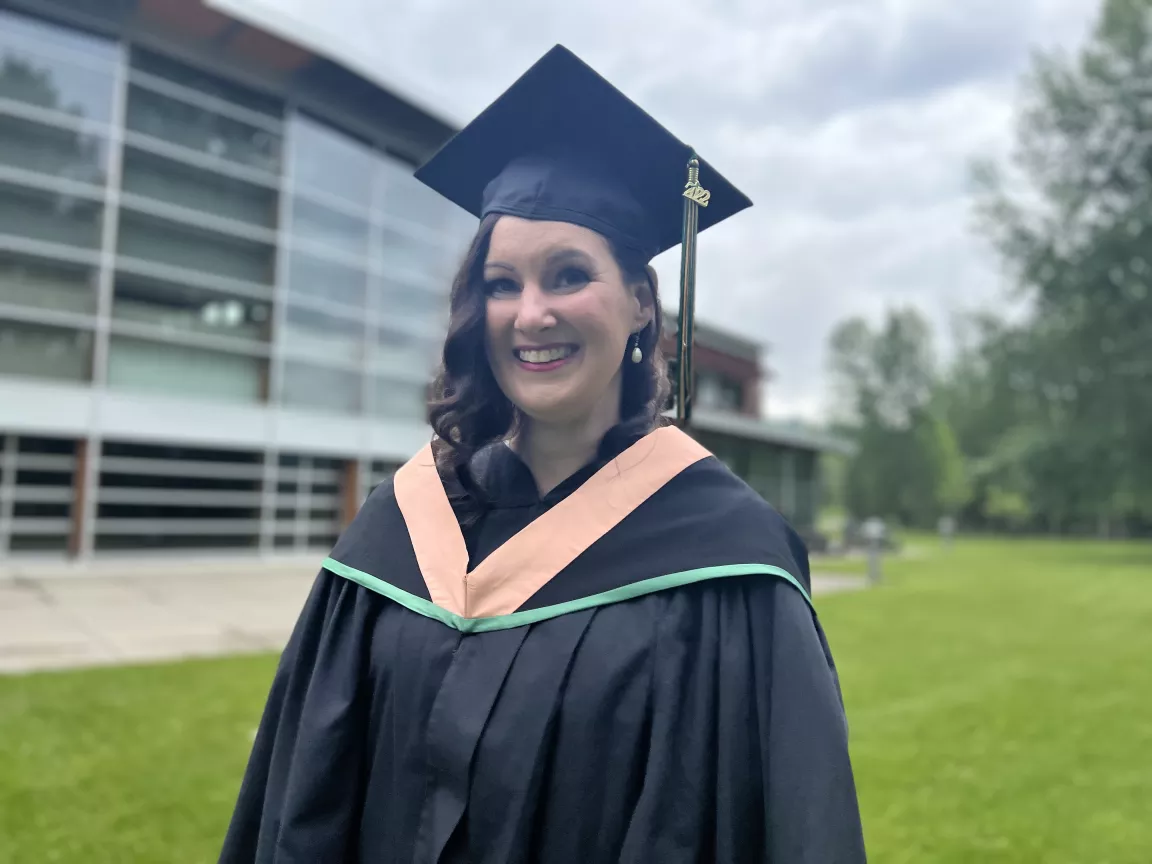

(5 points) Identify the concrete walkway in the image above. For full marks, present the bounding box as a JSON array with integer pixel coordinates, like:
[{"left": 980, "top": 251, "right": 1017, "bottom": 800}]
[{"left": 0, "top": 558, "right": 865, "bottom": 674}]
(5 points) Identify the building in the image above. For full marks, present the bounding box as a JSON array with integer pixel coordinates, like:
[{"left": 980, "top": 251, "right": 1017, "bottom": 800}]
[
  {"left": 665, "top": 317, "right": 843, "bottom": 541},
  {"left": 660, "top": 312, "right": 768, "bottom": 418},
  {"left": 0, "top": 0, "right": 838, "bottom": 562}
]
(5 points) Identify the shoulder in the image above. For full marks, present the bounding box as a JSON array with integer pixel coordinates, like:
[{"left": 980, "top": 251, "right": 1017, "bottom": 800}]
[
  {"left": 327, "top": 474, "right": 424, "bottom": 585},
  {"left": 655, "top": 453, "right": 810, "bottom": 574},
  {"left": 350, "top": 473, "right": 402, "bottom": 528},
  {"left": 553, "top": 446, "right": 814, "bottom": 604},
  {"left": 675, "top": 452, "right": 783, "bottom": 517},
  {"left": 365, "top": 472, "right": 399, "bottom": 505}
]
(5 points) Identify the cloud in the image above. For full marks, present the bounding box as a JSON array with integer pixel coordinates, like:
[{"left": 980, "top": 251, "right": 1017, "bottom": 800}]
[
  {"left": 252, "top": 0, "right": 1099, "bottom": 420},
  {"left": 768, "top": 1, "right": 1032, "bottom": 119},
  {"left": 644, "top": 81, "right": 1022, "bottom": 414}
]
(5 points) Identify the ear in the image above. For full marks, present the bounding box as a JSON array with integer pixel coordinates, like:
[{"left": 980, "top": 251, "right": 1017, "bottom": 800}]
[{"left": 629, "top": 266, "right": 658, "bottom": 332}]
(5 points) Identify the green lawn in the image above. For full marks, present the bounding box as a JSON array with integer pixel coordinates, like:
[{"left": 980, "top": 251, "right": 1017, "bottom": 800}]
[
  {"left": 821, "top": 535, "right": 1152, "bottom": 863},
  {"left": 1, "top": 536, "right": 1150, "bottom": 863}
]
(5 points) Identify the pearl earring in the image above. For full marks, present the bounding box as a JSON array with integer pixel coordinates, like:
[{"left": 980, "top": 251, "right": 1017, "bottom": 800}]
[{"left": 630, "top": 335, "right": 643, "bottom": 364}]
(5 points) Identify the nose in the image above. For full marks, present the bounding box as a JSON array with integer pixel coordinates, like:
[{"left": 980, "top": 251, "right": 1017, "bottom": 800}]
[{"left": 513, "top": 282, "right": 557, "bottom": 334}]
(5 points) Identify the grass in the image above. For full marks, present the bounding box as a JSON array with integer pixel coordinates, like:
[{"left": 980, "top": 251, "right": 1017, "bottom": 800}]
[
  {"left": 821, "top": 535, "right": 1152, "bottom": 863},
  {"left": 0, "top": 656, "right": 276, "bottom": 864},
  {"left": 1, "top": 535, "right": 1151, "bottom": 863}
]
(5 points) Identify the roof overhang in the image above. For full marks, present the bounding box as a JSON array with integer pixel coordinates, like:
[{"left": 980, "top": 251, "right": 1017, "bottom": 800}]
[
  {"left": 204, "top": 0, "right": 466, "bottom": 129},
  {"left": 686, "top": 409, "right": 854, "bottom": 455}
]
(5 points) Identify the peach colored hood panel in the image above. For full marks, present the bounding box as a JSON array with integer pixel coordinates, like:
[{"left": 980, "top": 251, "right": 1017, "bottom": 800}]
[{"left": 393, "top": 426, "right": 711, "bottom": 619}]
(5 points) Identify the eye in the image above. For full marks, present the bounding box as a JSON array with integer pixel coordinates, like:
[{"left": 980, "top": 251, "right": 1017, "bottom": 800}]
[
  {"left": 554, "top": 266, "right": 591, "bottom": 291},
  {"left": 483, "top": 277, "right": 519, "bottom": 297}
]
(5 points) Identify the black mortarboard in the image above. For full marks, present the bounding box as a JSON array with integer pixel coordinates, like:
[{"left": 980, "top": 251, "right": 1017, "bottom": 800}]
[{"left": 414, "top": 44, "right": 752, "bottom": 424}]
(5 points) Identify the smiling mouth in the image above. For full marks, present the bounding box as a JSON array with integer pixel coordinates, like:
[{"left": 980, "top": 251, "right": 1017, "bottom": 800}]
[{"left": 514, "top": 345, "right": 578, "bottom": 367}]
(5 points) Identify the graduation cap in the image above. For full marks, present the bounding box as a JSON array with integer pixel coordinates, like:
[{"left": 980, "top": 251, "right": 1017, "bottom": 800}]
[{"left": 414, "top": 44, "right": 751, "bottom": 426}]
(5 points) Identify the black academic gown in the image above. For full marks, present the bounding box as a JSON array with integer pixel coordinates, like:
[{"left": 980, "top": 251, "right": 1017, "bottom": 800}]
[{"left": 219, "top": 425, "right": 866, "bottom": 863}]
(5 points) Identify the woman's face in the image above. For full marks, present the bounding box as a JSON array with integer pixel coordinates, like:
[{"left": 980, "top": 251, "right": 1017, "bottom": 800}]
[{"left": 482, "top": 216, "right": 652, "bottom": 427}]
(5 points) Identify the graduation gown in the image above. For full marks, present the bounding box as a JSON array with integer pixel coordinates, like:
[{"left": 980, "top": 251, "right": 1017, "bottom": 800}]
[{"left": 219, "top": 424, "right": 866, "bottom": 863}]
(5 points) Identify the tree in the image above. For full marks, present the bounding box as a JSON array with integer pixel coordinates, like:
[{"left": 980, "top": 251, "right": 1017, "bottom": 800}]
[
  {"left": 828, "top": 307, "right": 967, "bottom": 527},
  {"left": 970, "top": 0, "right": 1152, "bottom": 533},
  {"left": 917, "top": 412, "right": 971, "bottom": 518},
  {"left": 829, "top": 308, "right": 936, "bottom": 424}
]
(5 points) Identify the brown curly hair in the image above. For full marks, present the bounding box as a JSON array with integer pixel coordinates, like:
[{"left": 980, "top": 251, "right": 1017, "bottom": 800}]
[{"left": 426, "top": 214, "right": 671, "bottom": 525}]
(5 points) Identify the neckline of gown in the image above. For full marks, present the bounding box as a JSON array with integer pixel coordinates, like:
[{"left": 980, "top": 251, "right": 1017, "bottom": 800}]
[{"left": 474, "top": 420, "right": 654, "bottom": 510}]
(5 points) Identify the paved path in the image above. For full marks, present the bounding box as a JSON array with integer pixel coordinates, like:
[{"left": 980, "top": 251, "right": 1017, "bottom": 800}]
[{"left": 0, "top": 559, "right": 865, "bottom": 675}]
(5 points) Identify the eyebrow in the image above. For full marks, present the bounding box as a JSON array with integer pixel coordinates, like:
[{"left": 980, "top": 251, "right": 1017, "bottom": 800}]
[
  {"left": 486, "top": 248, "right": 593, "bottom": 266},
  {"left": 484, "top": 261, "right": 518, "bottom": 273},
  {"left": 484, "top": 247, "right": 597, "bottom": 276},
  {"left": 547, "top": 248, "right": 595, "bottom": 268}
]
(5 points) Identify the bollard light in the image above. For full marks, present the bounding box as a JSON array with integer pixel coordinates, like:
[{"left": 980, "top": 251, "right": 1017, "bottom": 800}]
[{"left": 862, "top": 517, "right": 886, "bottom": 586}]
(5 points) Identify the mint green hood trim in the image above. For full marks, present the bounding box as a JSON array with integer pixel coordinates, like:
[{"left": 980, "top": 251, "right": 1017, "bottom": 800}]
[{"left": 323, "top": 557, "right": 813, "bottom": 634}]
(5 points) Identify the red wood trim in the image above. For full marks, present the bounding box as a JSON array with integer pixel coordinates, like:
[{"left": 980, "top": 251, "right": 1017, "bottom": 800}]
[
  {"left": 68, "top": 439, "right": 89, "bottom": 558},
  {"left": 340, "top": 458, "right": 361, "bottom": 529}
]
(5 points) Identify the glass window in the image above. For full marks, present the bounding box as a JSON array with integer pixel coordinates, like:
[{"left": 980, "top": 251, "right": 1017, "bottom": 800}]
[
  {"left": 120, "top": 146, "right": 277, "bottom": 228},
  {"left": 112, "top": 271, "right": 271, "bottom": 344},
  {"left": 102, "top": 438, "right": 262, "bottom": 464},
  {"left": 9, "top": 534, "right": 70, "bottom": 553},
  {"left": 0, "top": 180, "right": 104, "bottom": 250},
  {"left": 0, "top": 10, "right": 119, "bottom": 64},
  {"left": 747, "top": 446, "right": 783, "bottom": 504},
  {"left": 291, "top": 196, "right": 370, "bottom": 261},
  {"left": 376, "top": 154, "right": 445, "bottom": 233},
  {"left": 372, "top": 322, "right": 440, "bottom": 377},
  {"left": 281, "top": 360, "right": 361, "bottom": 415},
  {"left": 290, "top": 116, "right": 374, "bottom": 210},
  {"left": 441, "top": 216, "right": 477, "bottom": 273},
  {"left": 286, "top": 249, "right": 367, "bottom": 311},
  {"left": 795, "top": 450, "right": 816, "bottom": 484},
  {"left": 95, "top": 532, "right": 259, "bottom": 552},
  {"left": 374, "top": 274, "right": 448, "bottom": 334},
  {"left": 0, "top": 113, "right": 107, "bottom": 187},
  {"left": 696, "top": 371, "right": 743, "bottom": 412},
  {"left": 107, "top": 336, "right": 265, "bottom": 403},
  {"left": 284, "top": 304, "right": 365, "bottom": 366},
  {"left": 793, "top": 451, "right": 816, "bottom": 528},
  {"left": 18, "top": 436, "right": 75, "bottom": 455},
  {"left": 712, "top": 440, "right": 745, "bottom": 476},
  {"left": 130, "top": 47, "right": 282, "bottom": 119},
  {"left": 0, "top": 12, "right": 118, "bottom": 124},
  {"left": 0, "top": 249, "right": 98, "bottom": 315},
  {"left": 125, "top": 85, "right": 281, "bottom": 175},
  {"left": 117, "top": 210, "right": 275, "bottom": 286},
  {"left": 371, "top": 374, "right": 426, "bottom": 420},
  {"left": 696, "top": 374, "right": 719, "bottom": 409},
  {"left": 0, "top": 319, "right": 92, "bottom": 382},
  {"left": 445, "top": 208, "right": 480, "bottom": 243},
  {"left": 378, "top": 223, "right": 450, "bottom": 285}
]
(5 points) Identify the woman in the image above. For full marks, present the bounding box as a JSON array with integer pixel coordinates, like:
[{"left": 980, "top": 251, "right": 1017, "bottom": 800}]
[{"left": 220, "top": 46, "right": 865, "bottom": 863}]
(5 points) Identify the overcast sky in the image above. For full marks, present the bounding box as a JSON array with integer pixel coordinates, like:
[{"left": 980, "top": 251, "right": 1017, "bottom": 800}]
[{"left": 249, "top": 0, "right": 1099, "bottom": 420}]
